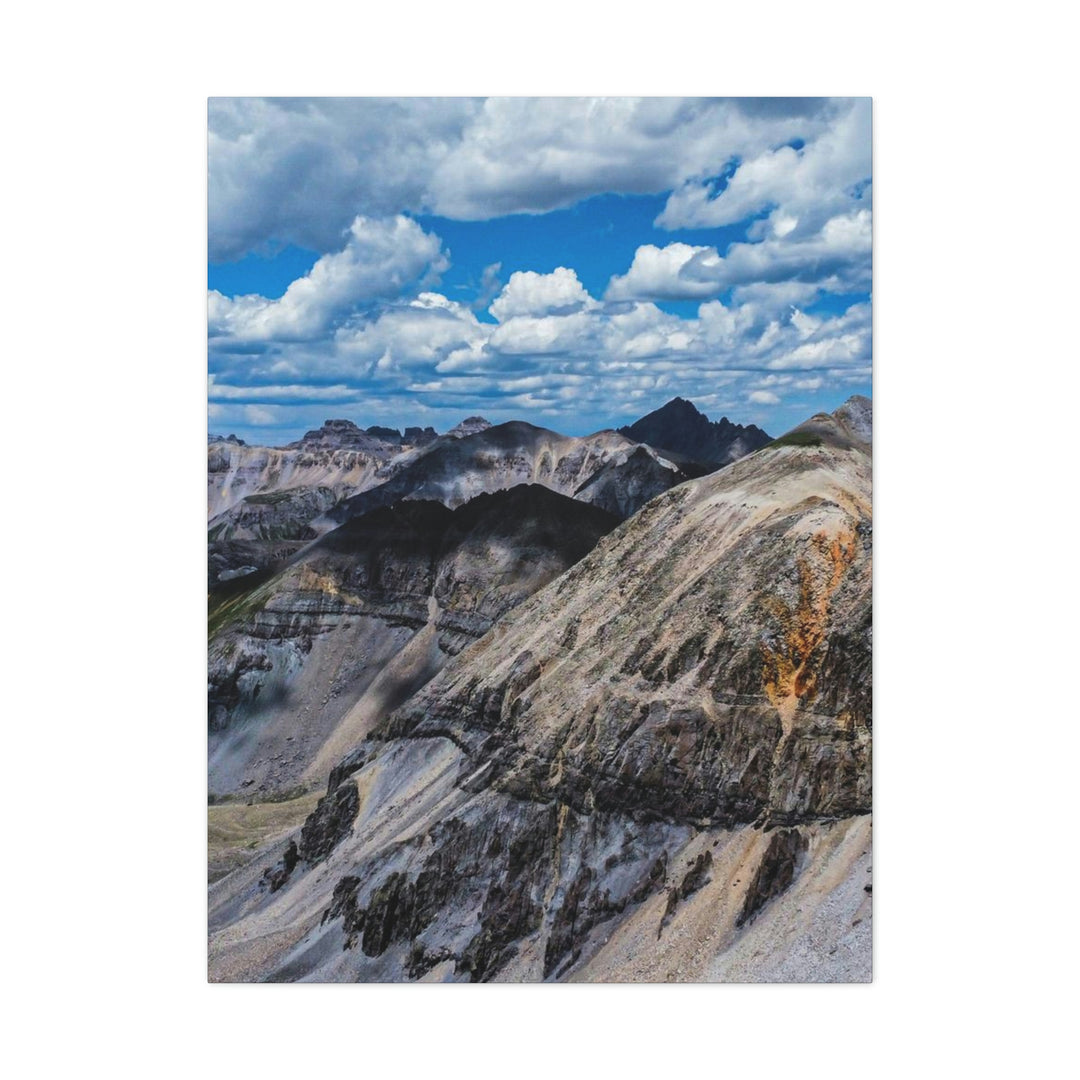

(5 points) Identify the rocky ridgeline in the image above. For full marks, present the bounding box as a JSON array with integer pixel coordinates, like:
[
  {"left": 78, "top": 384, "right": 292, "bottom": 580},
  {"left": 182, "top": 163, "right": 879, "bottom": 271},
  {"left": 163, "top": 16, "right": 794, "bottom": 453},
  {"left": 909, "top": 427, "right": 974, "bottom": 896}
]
[
  {"left": 287, "top": 419, "right": 438, "bottom": 452},
  {"left": 330, "top": 421, "right": 700, "bottom": 525},
  {"left": 378, "top": 426, "right": 872, "bottom": 830}
]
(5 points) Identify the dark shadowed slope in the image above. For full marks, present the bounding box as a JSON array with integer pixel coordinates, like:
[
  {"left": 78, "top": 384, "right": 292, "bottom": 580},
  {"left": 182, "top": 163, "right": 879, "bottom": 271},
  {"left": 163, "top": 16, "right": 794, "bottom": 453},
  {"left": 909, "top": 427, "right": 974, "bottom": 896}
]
[{"left": 208, "top": 485, "right": 619, "bottom": 804}]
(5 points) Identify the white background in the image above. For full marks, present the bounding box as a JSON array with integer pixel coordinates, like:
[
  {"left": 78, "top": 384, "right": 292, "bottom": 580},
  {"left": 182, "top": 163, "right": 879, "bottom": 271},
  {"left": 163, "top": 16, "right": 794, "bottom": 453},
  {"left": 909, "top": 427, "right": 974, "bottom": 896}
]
[{"left": 3, "top": 2, "right": 1075, "bottom": 1075}]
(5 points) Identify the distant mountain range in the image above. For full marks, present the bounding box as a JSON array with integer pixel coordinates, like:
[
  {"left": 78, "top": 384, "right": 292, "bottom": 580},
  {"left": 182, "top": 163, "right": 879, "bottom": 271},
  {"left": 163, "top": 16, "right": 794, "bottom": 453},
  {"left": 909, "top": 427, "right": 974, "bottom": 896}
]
[{"left": 208, "top": 398, "right": 769, "bottom": 553}]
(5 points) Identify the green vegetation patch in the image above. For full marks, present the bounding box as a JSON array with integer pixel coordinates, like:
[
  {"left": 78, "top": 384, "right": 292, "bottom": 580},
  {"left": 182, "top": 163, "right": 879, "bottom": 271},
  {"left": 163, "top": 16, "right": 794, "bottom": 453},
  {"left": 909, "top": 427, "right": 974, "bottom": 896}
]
[
  {"left": 208, "top": 567, "right": 277, "bottom": 638},
  {"left": 208, "top": 788, "right": 322, "bottom": 883},
  {"left": 768, "top": 430, "right": 823, "bottom": 449}
]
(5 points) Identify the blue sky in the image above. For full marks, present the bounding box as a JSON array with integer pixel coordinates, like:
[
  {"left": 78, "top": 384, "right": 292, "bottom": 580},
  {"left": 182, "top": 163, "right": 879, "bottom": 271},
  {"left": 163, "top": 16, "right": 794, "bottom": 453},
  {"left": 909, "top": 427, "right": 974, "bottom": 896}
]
[{"left": 209, "top": 98, "right": 871, "bottom": 444}]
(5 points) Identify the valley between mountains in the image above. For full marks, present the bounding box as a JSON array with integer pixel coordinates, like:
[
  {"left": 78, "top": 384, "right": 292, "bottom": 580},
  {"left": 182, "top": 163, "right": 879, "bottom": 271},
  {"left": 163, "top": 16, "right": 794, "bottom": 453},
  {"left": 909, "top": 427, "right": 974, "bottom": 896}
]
[{"left": 207, "top": 396, "right": 871, "bottom": 982}]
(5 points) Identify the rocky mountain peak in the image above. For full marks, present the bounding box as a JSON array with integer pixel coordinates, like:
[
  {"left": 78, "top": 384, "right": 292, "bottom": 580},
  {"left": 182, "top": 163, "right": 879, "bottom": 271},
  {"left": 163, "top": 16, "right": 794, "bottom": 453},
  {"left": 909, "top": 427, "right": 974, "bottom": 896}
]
[
  {"left": 659, "top": 396, "right": 700, "bottom": 417},
  {"left": 833, "top": 395, "right": 872, "bottom": 445},
  {"left": 447, "top": 416, "right": 493, "bottom": 439},
  {"left": 364, "top": 425, "right": 402, "bottom": 441},
  {"left": 618, "top": 398, "right": 771, "bottom": 467},
  {"left": 287, "top": 419, "right": 395, "bottom": 451},
  {"left": 403, "top": 426, "right": 438, "bottom": 447}
]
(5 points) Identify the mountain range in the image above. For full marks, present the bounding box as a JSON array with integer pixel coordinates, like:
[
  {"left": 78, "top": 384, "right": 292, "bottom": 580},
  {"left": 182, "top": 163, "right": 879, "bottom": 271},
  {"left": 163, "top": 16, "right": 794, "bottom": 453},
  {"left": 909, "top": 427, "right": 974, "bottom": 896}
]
[
  {"left": 208, "top": 395, "right": 872, "bottom": 982},
  {"left": 207, "top": 399, "right": 757, "bottom": 588}
]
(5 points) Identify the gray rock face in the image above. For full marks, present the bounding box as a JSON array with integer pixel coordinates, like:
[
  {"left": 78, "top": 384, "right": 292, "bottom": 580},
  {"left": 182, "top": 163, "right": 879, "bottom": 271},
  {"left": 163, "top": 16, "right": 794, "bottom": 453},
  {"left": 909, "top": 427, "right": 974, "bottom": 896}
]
[
  {"left": 209, "top": 399, "right": 873, "bottom": 983},
  {"left": 403, "top": 426, "right": 438, "bottom": 447},
  {"left": 208, "top": 486, "right": 341, "bottom": 544},
  {"left": 208, "top": 539, "right": 309, "bottom": 591},
  {"left": 572, "top": 444, "right": 707, "bottom": 518},
  {"left": 833, "top": 394, "right": 872, "bottom": 446},
  {"left": 207, "top": 440, "right": 394, "bottom": 521}
]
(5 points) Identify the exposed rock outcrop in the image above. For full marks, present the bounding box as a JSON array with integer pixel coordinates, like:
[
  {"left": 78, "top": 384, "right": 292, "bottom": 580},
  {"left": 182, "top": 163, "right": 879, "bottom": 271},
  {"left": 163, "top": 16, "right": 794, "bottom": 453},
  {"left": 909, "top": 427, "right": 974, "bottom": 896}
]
[
  {"left": 735, "top": 828, "right": 808, "bottom": 927},
  {"left": 207, "top": 439, "right": 393, "bottom": 521},
  {"left": 298, "top": 782, "right": 361, "bottom": 863}
]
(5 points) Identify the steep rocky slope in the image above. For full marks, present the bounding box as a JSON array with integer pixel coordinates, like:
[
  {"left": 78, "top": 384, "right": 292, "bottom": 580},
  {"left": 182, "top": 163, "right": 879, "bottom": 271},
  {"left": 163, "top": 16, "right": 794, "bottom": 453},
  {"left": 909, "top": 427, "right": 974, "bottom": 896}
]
[
  {"left": 209, "top": 485, "right": 618, "bottom": 801},
  {"left": 209, "top": 486, "right": 342, "bottom": 544},
  {"left": 618, "top": 396, "right": 772, "bottom": 466},
  {"left": 572, "top": 445, "right": 710, "bottom": 518},
  {"left": 331, "top": 420, "right": 698, "bottom": 524},
  {"left": 209, "top": 399, "right": 872, "bottom": 982}
]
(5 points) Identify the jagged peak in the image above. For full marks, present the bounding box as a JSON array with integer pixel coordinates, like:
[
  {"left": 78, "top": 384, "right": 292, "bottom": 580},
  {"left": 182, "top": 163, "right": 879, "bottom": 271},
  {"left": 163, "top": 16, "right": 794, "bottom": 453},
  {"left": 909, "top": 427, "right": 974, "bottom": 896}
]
[
  {"left": 446, "top": 416, "right": 493, "bottom": 439},
  {"left": 650, "top": 396, "right": 703, "bottom": 417},
  {"left": 287, "top": 418, "right": 389, "bottom": 451},
  {"left": 616, "top": 397, "right": 772, "bottom": 466},
  {"left": 833, "top": 395, "right": 872, "bottom": 445}
]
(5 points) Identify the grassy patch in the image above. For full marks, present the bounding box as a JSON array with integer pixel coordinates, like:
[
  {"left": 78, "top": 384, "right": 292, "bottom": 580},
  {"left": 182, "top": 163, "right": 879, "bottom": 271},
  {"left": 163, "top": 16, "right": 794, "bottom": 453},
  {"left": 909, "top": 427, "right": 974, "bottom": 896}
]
[
  {"left": 207, "top": 568, "right": 277, "bottom": 639},
  {"left": 767, "top": 430, "right": 823, "bottom": 449},
  {"left": 208, "top": 788, "right": 321, "bottom": 883}
]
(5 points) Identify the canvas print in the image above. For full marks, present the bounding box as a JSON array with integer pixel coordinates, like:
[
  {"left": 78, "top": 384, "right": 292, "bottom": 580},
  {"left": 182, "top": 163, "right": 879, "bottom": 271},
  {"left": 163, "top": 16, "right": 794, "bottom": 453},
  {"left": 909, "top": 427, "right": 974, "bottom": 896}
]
[{"left": 207, "top": 97, "right": 872, "bottom": 982}]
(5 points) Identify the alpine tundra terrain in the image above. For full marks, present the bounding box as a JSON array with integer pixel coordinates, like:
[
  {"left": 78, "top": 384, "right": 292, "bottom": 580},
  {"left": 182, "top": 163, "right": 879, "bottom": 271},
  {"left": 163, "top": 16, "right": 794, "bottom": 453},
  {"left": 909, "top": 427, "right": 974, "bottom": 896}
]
[{"left": 208, "top": 396, "right": 871, "bottom": 981}]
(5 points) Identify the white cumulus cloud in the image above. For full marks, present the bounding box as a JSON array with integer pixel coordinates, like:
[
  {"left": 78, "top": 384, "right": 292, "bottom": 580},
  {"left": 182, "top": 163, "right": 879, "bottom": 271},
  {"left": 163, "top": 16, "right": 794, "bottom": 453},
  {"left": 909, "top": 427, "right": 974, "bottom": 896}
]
[
  {"left": 209, "top": 96, "right": 857, "bottom": 260},
  {"left": 605, "top": 243, "right": 720, "bottom": 302},
  {"left": 489, "top": 267, "right": 597, "bottom": 321},
  {"left": 748, "top": 390, "right": 781, "bottom": 405},
  {"left": 656, "top": 98, "right": 871, "bottom": 233},
  {"left": 208, "top": 216, "right": 447, "bottom": 343}
]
